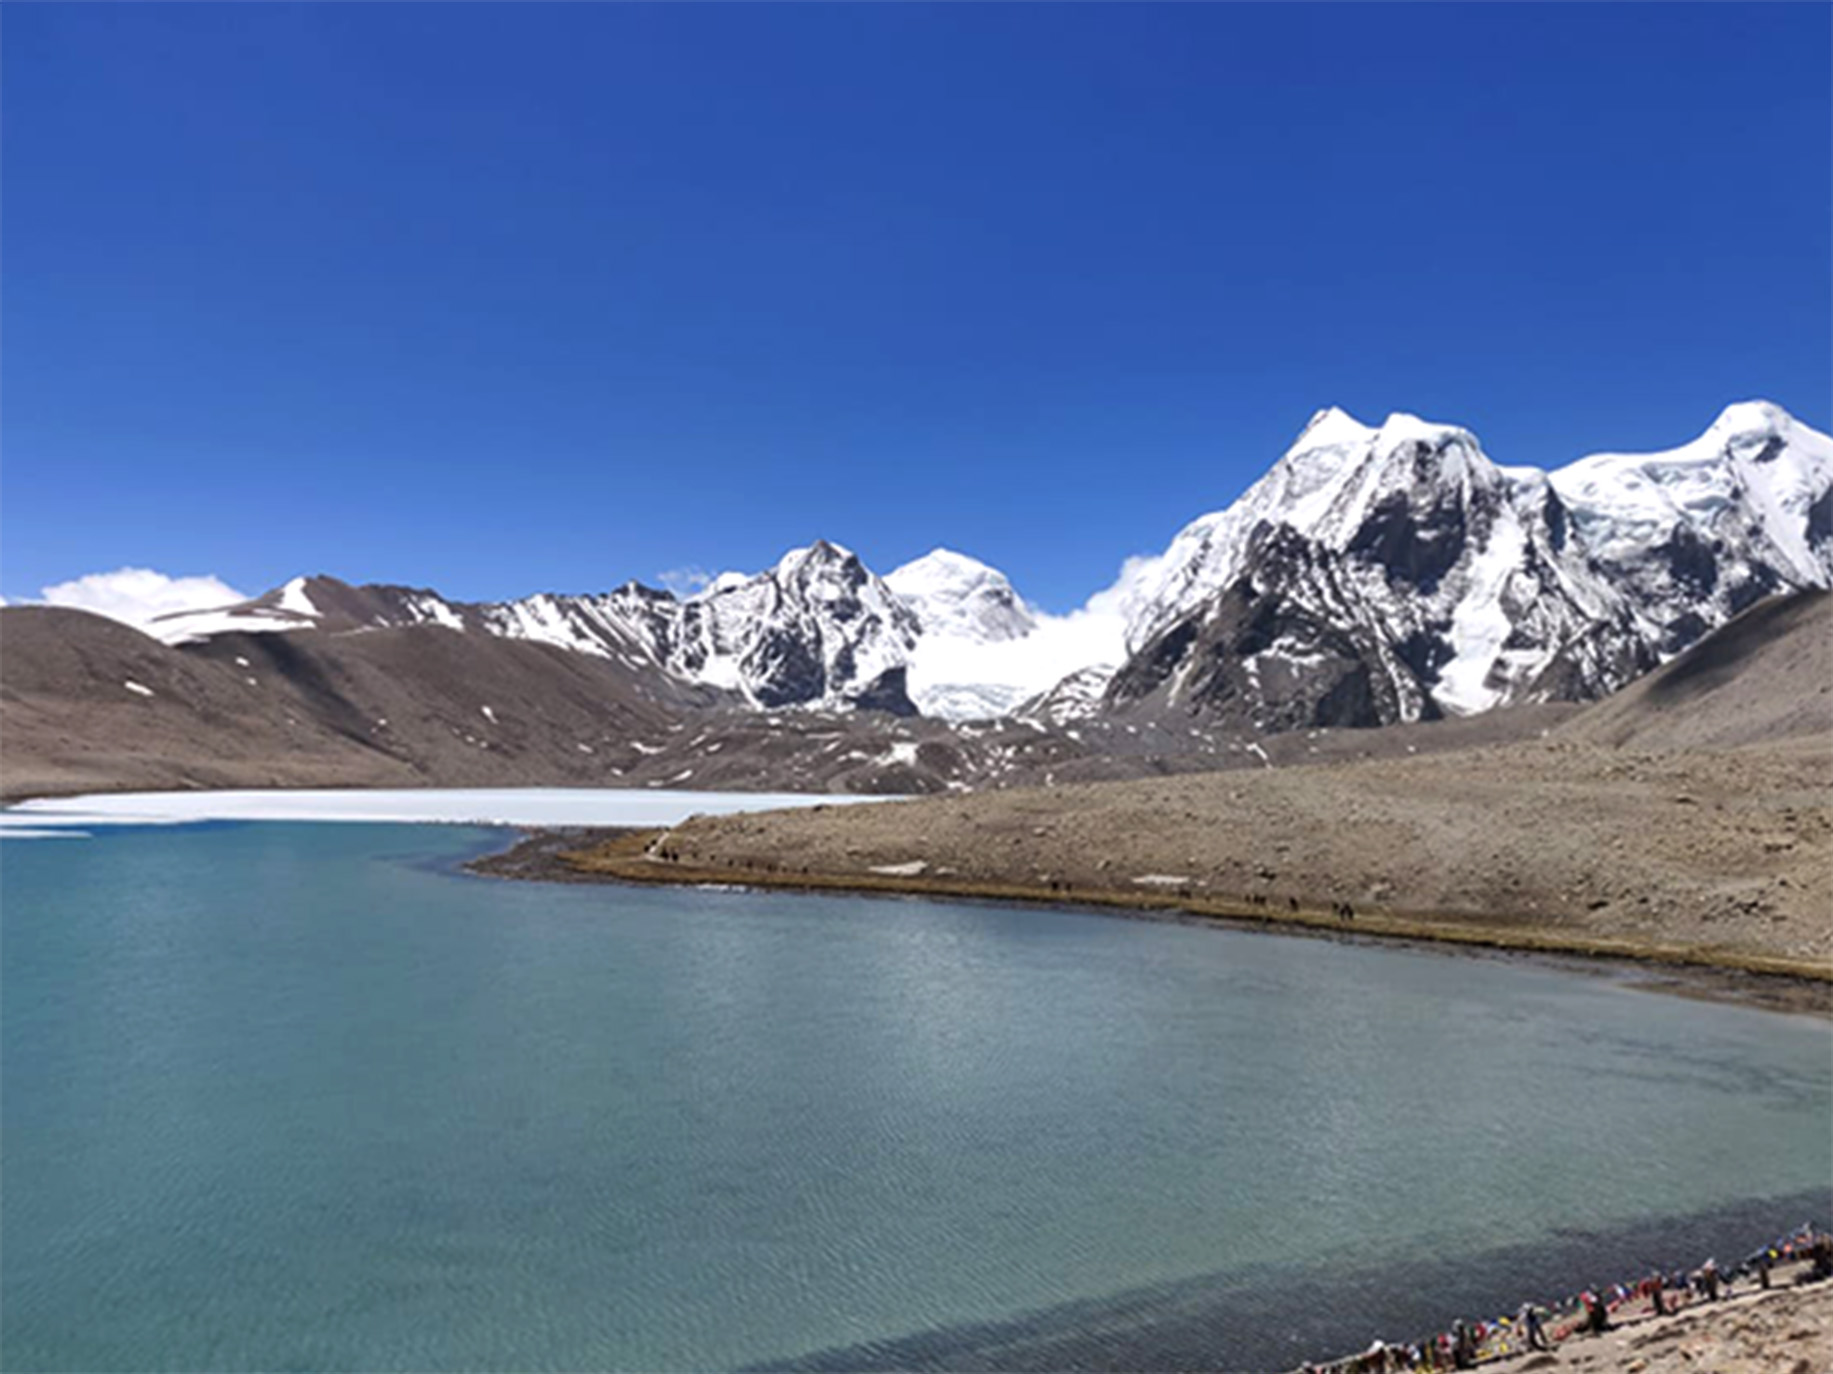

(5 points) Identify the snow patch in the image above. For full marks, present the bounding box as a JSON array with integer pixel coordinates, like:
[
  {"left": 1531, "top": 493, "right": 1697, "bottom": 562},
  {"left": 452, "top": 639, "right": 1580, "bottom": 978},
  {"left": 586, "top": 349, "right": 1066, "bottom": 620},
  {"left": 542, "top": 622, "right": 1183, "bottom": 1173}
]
[
  {"left": 868, "top": 860, "right": 928, "bottom": 876},
  {"left": 275, "top": 577, "right": 319, "bottom": 619}
]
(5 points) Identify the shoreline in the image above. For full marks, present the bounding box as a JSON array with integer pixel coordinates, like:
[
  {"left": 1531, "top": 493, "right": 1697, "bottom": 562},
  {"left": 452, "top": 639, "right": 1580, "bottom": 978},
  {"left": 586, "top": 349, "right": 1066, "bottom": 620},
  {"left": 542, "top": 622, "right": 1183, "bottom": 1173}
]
[{"left": 466, "top": 827, "right": 1833, "bottom": 1018}]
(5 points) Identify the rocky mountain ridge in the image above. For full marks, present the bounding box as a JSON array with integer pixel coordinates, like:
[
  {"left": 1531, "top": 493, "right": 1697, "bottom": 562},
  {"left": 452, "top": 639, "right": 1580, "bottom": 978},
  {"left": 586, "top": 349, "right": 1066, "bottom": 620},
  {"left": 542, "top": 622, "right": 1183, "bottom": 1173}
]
[
  {"left": 124, "top": 400, "right": 1833, "bottom": 737},
  {"left": 1104, "top": 401, "right": 1830, "bottom": 731}
]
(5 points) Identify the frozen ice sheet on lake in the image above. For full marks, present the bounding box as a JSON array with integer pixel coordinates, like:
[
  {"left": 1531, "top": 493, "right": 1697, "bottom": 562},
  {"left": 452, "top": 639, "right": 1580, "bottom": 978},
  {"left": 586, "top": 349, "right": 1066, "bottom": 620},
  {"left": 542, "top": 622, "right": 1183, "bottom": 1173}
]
[{"left": 0, "top": 787, "right": 888, "bottom": 837}]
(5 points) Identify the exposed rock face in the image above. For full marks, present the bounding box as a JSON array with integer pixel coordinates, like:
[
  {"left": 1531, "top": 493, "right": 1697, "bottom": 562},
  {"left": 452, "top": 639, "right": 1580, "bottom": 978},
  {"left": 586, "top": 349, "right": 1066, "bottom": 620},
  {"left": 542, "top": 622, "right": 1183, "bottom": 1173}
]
[
  {"left": 1108, "top": 531, "right": 1434, "bottom": 733},
  {"left": 842, "top": 666, "right": 921, "bottom": 717},
  {"left": 12, "top": 590, "right": 1819, "bottom": 803},
  {"left": 670, "top": 540, "right": 921, "bottom": 708}
]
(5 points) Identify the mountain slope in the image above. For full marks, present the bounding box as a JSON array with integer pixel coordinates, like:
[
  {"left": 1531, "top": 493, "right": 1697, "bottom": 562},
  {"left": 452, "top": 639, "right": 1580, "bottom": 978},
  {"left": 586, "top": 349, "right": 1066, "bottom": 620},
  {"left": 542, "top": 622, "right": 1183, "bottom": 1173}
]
[{"left": 1558, "top": 589, "right": 1832, "bottom": 751}]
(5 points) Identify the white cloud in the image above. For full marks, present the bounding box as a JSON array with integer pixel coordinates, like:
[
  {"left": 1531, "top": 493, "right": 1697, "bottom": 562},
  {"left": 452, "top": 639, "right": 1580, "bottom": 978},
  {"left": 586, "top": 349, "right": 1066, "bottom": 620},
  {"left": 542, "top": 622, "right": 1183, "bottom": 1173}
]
[
  {"left": 656, "top": 565, "right": 713, "bottom": 598},
  {"left": 38, "top": 568, "right": 249, "bottom": 630}
]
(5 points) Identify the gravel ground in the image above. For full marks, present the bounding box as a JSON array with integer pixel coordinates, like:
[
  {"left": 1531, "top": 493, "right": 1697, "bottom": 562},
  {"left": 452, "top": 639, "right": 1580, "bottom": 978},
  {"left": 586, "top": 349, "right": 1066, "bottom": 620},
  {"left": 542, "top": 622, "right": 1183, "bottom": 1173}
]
[{"left": 596, "top": 735, "right": 1831, "bottom": 980}]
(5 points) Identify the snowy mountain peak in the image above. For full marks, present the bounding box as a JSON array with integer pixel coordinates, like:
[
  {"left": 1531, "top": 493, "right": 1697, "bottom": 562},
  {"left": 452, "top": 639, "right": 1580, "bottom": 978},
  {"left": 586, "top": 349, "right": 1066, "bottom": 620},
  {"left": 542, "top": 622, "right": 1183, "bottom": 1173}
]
[
  {"left": 661, "top": 541, "right": 921, "bottom": 709},
  {"left": 109, "top": 399, "right": 1831, "bottom": 738},
  {"left": 1122, "top": 408, "right": 1507, "bottom": 652},
  {"left": 275, "top": 577, "right": 322, "bottom": 619},
  {"left": 695, "top": 571, "right": 750, "bottom": 600},
  {"left": 1297, "top": 405, "right": 1375, "bottom": 448},
  {"left": 1372, "top": 412, "right": 1483, "bottom": 462},
  {"left": 885, "top": 548, "right": 1037, "bottom": 644},
  {"left": 780, "top": 537, "right": 854, "bottom": 569},
  {"left": 768, "top": 540, "right": 875, "bottom": 599},
  {"left": 1708, "top": 398, "right": 1795, "bottom": 444},
  {"left": 892, "top": 547, "right": 997, "bottom": 581}
]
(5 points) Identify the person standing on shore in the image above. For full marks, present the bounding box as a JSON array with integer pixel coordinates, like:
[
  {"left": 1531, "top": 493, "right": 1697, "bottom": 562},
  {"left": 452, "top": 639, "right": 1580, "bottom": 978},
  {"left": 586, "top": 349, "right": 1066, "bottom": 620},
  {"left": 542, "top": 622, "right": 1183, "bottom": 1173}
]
[
  {"left": 1582, "top": 1289, "right": 1610, "bottom": 1335},
  {"left": 1450, "top": 1321, "right": 1476, "bottom": 1370},
  {"left": 1812, "top": 1231, "right": 1833, "bottom": 1281},
  {"left": 1518, "top": 1302, "right": 1549, "bottom": 1352}
]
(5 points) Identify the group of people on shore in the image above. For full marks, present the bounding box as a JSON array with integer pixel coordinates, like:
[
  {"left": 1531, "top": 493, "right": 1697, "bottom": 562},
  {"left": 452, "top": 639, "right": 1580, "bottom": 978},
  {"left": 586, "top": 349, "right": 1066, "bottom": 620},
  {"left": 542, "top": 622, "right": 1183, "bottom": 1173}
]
[{"left": 1295, "top": 1222, "right": 1833, "bottom": 1373}]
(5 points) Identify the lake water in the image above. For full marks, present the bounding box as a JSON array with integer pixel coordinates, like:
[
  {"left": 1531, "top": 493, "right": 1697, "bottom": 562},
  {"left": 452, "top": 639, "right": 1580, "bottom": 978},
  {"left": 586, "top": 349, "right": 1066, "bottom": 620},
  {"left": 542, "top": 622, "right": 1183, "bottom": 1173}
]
[{"left": 4, "top": 823, "right": 1829, "bottom": 1371}]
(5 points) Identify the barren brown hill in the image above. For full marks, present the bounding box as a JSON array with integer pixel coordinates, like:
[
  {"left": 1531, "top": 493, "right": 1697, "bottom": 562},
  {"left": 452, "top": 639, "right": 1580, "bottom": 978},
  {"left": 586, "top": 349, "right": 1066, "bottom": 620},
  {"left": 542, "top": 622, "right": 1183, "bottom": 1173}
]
[
  {"left": 1558, "top": 589, "right": 1831, "bottom": 751},
  {"left": 0, "top": 606, "right": 726, "bottom": 800},
  {"left": 0, "top": 607, "right": 413, "bottom": 799}
]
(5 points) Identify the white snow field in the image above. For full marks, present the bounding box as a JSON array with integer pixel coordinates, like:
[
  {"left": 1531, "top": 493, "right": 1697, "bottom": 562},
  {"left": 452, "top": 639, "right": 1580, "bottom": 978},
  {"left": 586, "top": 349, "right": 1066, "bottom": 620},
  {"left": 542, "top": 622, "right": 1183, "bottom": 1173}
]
[{"left": 0, "top": 787, "right": 887, "bottom": 839}]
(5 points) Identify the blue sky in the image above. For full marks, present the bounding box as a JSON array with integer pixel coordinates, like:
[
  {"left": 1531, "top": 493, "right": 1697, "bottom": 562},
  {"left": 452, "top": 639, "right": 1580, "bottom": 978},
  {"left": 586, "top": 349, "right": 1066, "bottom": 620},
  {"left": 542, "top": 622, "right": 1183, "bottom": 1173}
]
[{"left": 5, "top": 3, "right": 1829, "bottom": 614}]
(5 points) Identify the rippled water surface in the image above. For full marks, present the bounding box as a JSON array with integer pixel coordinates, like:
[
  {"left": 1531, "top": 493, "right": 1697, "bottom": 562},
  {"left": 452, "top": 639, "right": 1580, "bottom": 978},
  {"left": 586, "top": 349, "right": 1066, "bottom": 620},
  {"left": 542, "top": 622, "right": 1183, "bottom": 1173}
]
[{"left": 4, "top": 823, "right": 1829, "bottom": 1371}]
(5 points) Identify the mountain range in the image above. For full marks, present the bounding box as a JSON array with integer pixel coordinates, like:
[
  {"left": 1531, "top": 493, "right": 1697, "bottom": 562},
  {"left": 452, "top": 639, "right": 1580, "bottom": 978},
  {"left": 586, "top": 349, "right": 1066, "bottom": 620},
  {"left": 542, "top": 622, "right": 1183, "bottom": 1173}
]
[
  {"left": 5, "top": 400, "right": 1828, "bottom": 802},
  {"left": 131, "top": 398, "right": 1831, "bottom": 732}
]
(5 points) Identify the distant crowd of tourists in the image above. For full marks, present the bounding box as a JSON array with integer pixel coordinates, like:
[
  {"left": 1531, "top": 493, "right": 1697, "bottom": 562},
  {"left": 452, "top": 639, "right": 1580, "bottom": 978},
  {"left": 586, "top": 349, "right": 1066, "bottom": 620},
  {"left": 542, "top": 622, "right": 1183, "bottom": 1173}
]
[{"left": 1295, "top": 1221, "right": 1833, "bottom": 1373}]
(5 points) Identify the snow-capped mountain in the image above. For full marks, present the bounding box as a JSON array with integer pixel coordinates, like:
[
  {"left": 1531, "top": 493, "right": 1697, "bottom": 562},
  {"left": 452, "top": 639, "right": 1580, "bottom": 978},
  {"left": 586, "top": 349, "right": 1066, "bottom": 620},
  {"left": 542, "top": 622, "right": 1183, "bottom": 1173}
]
[
  {"left": 665, "top": 540, "right": 922, "bottom": 710},
  {"left": 149, "top": 543, "right": 1081, "bottom": 721},
  {"left": 886, "top": 549, "right": 1037, "bottom": 643},
  {"left": 1546, "top": 401, "right": 1833, "bottom": 652},
  {"left": 1101, "top": 401, "right": 1830, "bottom": 731},
  {"left": 136, "top": 399, "right": 1830, "bottom": 738},
  {"left": 1015, "top": 665, "right": 1116, "bottom": 728},
  {"left": 151, "top": 543, "right": 930, "bottom": 714},
  {"left": 883, "top": 549, "right": 1057, "bottom": 719}
]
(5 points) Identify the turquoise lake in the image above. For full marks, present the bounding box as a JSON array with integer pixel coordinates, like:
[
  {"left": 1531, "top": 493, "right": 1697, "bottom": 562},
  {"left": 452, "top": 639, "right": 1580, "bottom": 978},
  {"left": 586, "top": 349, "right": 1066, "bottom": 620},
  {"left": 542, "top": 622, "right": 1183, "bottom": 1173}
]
[{"left": 3, "top": 822, "right": 1829, "bottom": 1371}]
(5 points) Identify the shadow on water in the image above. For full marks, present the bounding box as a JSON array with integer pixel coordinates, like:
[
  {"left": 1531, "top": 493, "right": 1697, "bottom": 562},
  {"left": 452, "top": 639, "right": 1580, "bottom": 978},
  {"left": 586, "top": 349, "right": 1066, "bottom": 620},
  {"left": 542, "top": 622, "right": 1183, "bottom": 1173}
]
[{"left": 748, "top": 1188, "right": 1833, "bottom": 1374}]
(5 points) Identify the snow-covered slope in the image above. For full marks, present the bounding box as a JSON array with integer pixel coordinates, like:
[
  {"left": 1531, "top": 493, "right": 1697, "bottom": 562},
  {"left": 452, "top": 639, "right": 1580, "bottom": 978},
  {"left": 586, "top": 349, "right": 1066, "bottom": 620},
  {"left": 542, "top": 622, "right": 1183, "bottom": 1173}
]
[
  {"left": 1104, "top": 401, "right": 1830, "bottom": 732},
  {"left": 883, "top": 549, "right": 1048, "bottom": 718},
  {"left": 1015, "top": 665, "right": 1116, "bottom": 728},
  {"left": 146, "top": 576, "right": 325, "bottom": 644},
  {"left": 1547, "top": 401, "right": 1833, "bottom": 651},
  {"left": 886, "top": 549, "right": 1037, "bottom": 643}
]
